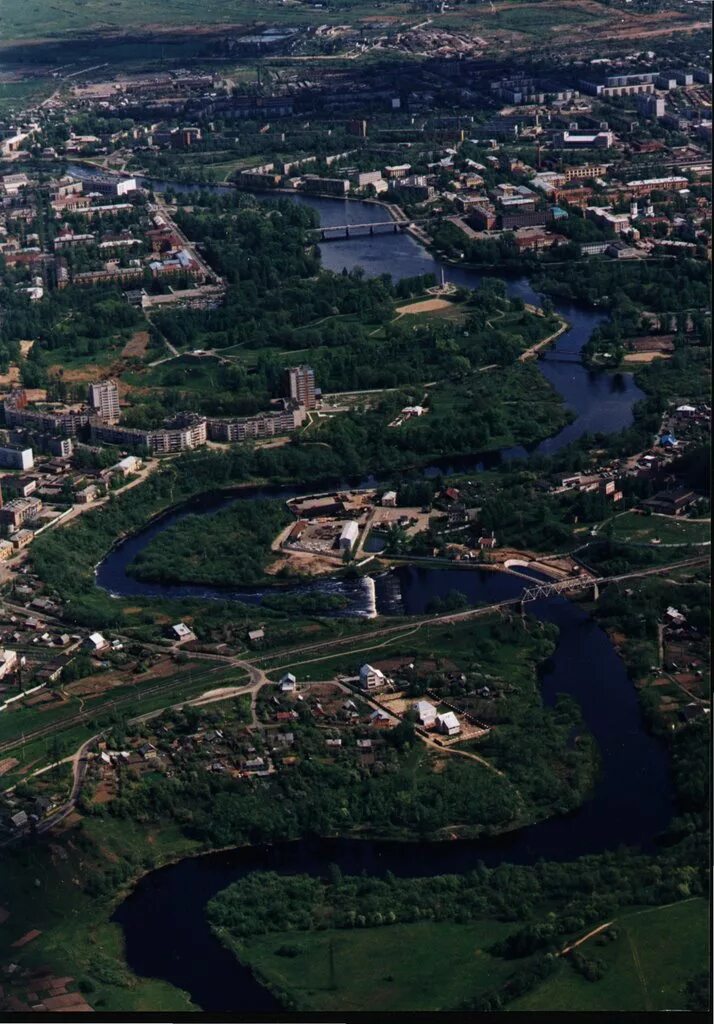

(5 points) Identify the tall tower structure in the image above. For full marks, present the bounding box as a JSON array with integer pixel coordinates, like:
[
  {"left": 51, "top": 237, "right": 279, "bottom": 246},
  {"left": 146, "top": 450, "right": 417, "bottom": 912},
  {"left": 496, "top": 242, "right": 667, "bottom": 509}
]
[
  {"left": 285, "top": 366, "right": 317, "bottom": 410},
  {"left": 87, "top": 379, "right": 120, "bottom": 424}
]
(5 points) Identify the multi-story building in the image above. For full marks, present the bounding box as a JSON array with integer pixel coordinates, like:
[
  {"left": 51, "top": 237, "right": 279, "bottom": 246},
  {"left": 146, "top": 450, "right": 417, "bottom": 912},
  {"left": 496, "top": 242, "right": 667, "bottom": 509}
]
[
  {"left": 299, "top": 175, "right": 349, "bottom": 196},
  {"left": 1, "top": 475, "right": 37, "bottom": 499},
  {"left": 468, "top": 206, "right": 498, "bottom": 231},
  {"left": 501, "top": 209, "right": 549, "bottom": 230},
  {"left": 237, "top": 170, "right": 282, "bottom": 189},
  {"left": 580, "top": 72, "right": 656, "bottom": 97},
  {"left": 554, "top": 130, "right": 614, "bottom": 148},
  {"left": 4, "top": 391, "right": 90, "bottom": 437},
  {"left": 9, "top": 430, "right": 73, "bottom": 458},
  {"left": 90, "top": 413, "right": 207, "bottom": 455},
  {"left": 585, "top": 205, "right": 631, "bottom": 234},
  {"left": 624, "top": 176, "right": 688, "bottom": 197},
  {"left": 0, "top": 445, "right": 33, "bottom": 471},
  {"left": 353, "top": 170, "right": 383, "bottom": 189},
  {"left": 207, "top": 404, "right": 306, "bottom": 442},
  {"left": 390, "top": 175, "right": 434, "bottom": 201},
  {"left": 0, "top": 496, "right": 42, "bottom": 532},
  {"left": 585, "top": 206, "right": 632, "bottom": 234},
  {"left": 87, "top": 379, "right": 121, "bottom": 424},
  {"left": 285, "top": 366, "right": 317, "bottom": 410},
  {"left": 636, "top": 94, "right": 666, "bottom": 119},
  {"left": 151, "top": 413, "right": 207, "bottom": 454},
  {"left": 83, "top": 176, "right": 138, "bottom": 197},
  {"left": 383, "top": 164, "right": 411, "bottom": 180},
  {"left": 564, "top": 164, "right": 608, "bottom": 181}
]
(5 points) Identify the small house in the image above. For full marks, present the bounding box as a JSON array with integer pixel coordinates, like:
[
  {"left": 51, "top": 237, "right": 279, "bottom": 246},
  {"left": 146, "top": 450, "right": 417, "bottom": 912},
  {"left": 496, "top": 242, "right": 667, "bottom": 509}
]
[
  {"left": 413, "top": 700, "right": 437, "bottom": 728},
  {"left": 665, "top": 607, "right": 687, "bottom": 627},
  {"left": 437, "top": 711, "right": 461, "bottom": 737},
  {"left": 0, "top": 648, "right": 18, "bottom": 680},
  {"left": 247, "top": 628, "right": 265, "bottom": 645},
  {"left": 171, "top": 622, "right": 196, "bottom": 643},
  {"left": 359, "top": 663, "right": 386, "bottom": 690},
  {"left": 370, "top": 708, "right": 391, "bottom": 727},
  {"left": 279, "top": 672, "right": 297, "bottom": 692},
  {"left": 381, "top": 490, "right": 397, "bottom": 507},
  {"left": 85, "top": 632, "right": 108, "bottom": 653}
]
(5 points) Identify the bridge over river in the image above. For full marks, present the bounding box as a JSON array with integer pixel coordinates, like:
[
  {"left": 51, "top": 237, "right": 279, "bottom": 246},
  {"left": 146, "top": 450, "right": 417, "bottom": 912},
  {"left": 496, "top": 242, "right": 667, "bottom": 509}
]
[{"left": 311, "top": 219, "right": 409, "bottom": 241}]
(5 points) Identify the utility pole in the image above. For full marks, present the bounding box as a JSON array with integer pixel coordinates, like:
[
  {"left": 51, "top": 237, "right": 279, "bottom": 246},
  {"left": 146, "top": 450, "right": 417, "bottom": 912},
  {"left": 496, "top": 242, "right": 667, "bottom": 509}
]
[{"left": 328, "top": 939, "right": 337, "bottom": 991}]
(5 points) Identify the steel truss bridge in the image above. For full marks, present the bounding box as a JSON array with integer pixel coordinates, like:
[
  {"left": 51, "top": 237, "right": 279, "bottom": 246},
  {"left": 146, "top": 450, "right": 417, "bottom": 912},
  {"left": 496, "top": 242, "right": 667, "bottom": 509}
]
[{"left": 520, "top": 557, "right": 709, "bottom": 604}]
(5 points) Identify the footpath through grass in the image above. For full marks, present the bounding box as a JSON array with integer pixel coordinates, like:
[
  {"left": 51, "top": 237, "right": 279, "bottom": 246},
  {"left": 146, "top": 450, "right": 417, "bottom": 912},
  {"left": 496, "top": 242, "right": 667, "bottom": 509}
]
[{"left": 512, "top": 898, "right": 709, "bottom": 1012}]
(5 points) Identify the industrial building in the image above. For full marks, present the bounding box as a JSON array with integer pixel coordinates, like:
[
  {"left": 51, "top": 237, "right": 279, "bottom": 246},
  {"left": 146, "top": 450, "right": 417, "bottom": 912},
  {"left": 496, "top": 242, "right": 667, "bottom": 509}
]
[{"left": 339, "top": 520, "right": 359, "bottom": 552}]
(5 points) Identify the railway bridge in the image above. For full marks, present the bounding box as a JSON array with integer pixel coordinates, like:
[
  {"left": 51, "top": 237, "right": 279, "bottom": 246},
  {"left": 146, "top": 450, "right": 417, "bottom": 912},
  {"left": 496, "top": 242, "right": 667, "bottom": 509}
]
[{"left": 519, "top": 557, "right": 709, "bottom": 610}]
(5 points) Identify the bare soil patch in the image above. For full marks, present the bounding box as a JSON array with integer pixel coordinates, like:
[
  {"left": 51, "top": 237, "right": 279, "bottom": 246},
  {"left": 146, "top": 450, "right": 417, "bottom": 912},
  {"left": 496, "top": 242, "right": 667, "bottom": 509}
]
[
  {"left": 623, "top": 352, "right": 671, "bottom": 364},
  {"left": 396, "top": 298, "right": 454, "bottom": 315},
  {"left": 122, "top": 330, "right": 150, "bottom": 359},
  {"left": 47, "top": 364, "right": 104, "bottom": 382},
  {"left": 265, "top": 551, "right": 341, "bottom": 577},
  {"left": 0, "top": 365, "right": 21, "bottom": 387}
]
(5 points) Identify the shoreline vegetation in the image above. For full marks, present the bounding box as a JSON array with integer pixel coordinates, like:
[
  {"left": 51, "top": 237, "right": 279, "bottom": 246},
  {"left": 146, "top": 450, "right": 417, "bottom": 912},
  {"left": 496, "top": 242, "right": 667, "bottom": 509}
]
[{"left": 2, "top": 164, "right": 708, "bottom": 1016}]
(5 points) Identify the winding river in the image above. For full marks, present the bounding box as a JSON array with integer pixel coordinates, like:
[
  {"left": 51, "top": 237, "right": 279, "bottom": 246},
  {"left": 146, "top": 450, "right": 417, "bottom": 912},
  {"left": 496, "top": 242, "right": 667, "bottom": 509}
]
[
  {"left": 113, "top": 576, "right": 673, "bottom": 1012},
  {"left": 66, "top": 170, "right": 672, "bottom": 1010}
]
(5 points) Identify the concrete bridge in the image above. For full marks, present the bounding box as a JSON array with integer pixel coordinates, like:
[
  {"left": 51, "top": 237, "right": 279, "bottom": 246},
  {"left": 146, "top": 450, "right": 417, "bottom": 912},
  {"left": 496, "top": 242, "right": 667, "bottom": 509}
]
[{"left": 313, "top": 221, "right": 408, "bottom": 241}]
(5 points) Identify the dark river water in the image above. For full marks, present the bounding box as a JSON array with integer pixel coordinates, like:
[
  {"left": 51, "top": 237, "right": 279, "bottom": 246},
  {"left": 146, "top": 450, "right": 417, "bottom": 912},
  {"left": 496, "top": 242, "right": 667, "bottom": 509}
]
[
  {"left": 65, "top": 169, "right": 671, "bottom": 1011},
  {"left": 112, "top": 577, "right": 673, "bottom": 1012}
]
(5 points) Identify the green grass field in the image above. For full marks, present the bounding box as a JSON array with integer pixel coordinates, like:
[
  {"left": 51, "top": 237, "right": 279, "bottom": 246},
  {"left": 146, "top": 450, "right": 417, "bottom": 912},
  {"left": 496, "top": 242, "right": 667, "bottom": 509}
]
[
  {"left": 230, "top": 919, "right": 522, "bottom": 1012},
  {"left": 0, "top": 80, "right": 55, "bottom": 114},
  {"left": 259, "top": 613, "right": 538, "bottom": 684},
  {"left": 513, "top": 899, "right": 710, "bottom": 1012},
  {"left": 0, "top": 0, "right": 629, "bottom": 43},
  {"left": 605, "top": 511, "right": 710, "bottom": 547},
  {"left": 0, "top": 0, "right": 400, "bottom": 40}
]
